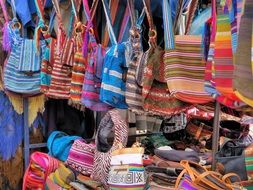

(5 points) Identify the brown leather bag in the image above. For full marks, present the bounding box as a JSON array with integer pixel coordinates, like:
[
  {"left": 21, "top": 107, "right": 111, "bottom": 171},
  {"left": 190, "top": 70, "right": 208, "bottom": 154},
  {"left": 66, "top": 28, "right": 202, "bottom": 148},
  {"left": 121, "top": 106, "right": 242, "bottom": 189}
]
[{"left": 175, "top": 160, "right": 244, "bottom": 190}]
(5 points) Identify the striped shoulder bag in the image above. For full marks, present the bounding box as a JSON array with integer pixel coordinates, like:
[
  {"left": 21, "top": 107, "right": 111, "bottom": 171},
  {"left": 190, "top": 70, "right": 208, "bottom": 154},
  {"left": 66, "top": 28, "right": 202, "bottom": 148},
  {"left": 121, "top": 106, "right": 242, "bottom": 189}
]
[
  {"left": 81, "top": 0, "right": 112, "bottom": 111},
  {"left": 164, "top": 0, "right": 213, "bottom": 104},
  {"left": 125, "top": 0, "right": 146, "bottom": 114},
  {"left": 47, "top": 0, "right": 75, "bottom": 99},
  {"left": 99, "top": 0, "right": 128, "bottom": 109},
  {"left": 3, "top": 0, "right": 46, "bottom": 96},
  {"left": 141, "top": 0, "right": 190, "bottom": 117},
  {"left": 68, "top": 0, "right": 87, "bottom": 110}
]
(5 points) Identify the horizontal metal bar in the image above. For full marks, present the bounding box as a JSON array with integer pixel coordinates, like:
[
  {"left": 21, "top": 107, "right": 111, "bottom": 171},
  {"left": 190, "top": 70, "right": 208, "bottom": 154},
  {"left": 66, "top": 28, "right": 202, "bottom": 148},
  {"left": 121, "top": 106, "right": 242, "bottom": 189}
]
[{"left": 29, "top": 143, "right": 47, "bottom": 149}]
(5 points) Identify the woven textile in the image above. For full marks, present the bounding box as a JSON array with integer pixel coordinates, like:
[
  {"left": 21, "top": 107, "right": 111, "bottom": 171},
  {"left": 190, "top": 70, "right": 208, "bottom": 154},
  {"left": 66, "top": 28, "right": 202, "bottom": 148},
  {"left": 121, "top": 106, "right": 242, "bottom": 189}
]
[
  {"left": 4, "top": 22, "right": 46, "bottom": 95},
  {"left": 142, "top": 46, "right": 189, "bottom": 117},
  {"left": 165, "top": 35, "right": 213, "bottom": 104},
  {"left": 163, "top": 0, "right": 212, "bottom": 104},
  {"left": 125, "top": 30, "right": 145, "bottom": 114},
  {"left": 41, "top": 39, "right": 56, "bottom": 93},
  {"left": 81, "top": 36, "right": 111, "bottom": 111},
  {"left": 65, "top": 139, "right": 95, "bottom": 176},
  {"left": 46, "top": 52, "right": 72, "bottom": 99},
  {"left": 100, "top": 0, "right": 128, "bottom": 109},
  {"left": 91, "top": 109, "right": 128, "bottom": 188},
  {"left": 213, "top": 12, "right": 241, "bottom": 104},
  {"left": 69, "top": 50, "right": 86, "bottom": 107},
  {"left": 233, "top": 0, "right": 253, "bottom": 107}
]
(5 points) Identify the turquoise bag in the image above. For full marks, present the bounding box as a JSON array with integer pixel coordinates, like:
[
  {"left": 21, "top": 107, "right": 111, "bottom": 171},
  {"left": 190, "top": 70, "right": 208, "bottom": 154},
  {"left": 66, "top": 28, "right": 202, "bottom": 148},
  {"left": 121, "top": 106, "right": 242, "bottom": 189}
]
[
  {"left": 47, "top": 131, "right": 80, "bottom": 161},
  {"left": 99, "top": 0, "right": 128, "bottom": 109}
]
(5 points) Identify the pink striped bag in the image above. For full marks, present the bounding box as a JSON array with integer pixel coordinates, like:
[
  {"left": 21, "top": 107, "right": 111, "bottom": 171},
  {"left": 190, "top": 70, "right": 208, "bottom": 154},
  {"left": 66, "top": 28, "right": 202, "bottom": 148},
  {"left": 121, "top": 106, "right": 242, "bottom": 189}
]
[{"left": 66, "top": 139, "right": 95, "bottom": 176}]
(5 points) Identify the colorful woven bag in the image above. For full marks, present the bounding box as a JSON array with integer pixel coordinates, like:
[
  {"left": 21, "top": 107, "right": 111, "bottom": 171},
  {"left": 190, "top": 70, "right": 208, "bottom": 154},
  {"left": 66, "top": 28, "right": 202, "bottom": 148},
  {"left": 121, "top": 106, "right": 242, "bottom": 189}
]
[
  {"left": 65, "top": 139, "right": 95, "bottom": 176},
  {"left": 125, "top": 0, "right": 145, "bottom": 114},
  {"left": 81, "top": 0, "right": 111, "bottom": 111},
  {"left": 4, "top": 20, "right": 46, "bottom": 95},
  {"left": 47, "top": 0, "right": 75, "bottom": 99},
  {"left": 163, "top": 0, "right": 213, "bottom": 104},
  {"left": 23, "top": 152, "right": 59, "bottom": 190},
  {"left": 99, "top": 0, "right": 128, "bottom": 109},
  {"left": 141, "top": 0, "right": 189, "bottom": 117},
  {"left": 68, "top": 0, "right": 87, "bottom": 109},
  {"left": 204, "top": 0, "right": 242, "bottom": 108},
  {"left": 212, "top": 7, "right": 241, "bottom": 105},
  {"left": 91, "top": 109, "right": 128, "bottom": 188},
  {"left": 233, "top": 0, "right": 253, "bottom": 107}
]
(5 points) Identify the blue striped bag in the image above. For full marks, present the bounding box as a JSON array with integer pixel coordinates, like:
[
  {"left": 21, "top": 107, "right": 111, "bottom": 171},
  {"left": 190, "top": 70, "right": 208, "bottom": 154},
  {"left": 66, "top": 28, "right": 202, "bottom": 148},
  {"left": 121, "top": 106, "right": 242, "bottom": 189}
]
[
  {"left": 4, "top": 19, "right": 45, "bottom": 95},
  {"left": 100, "top": 0, "right": 128, "bottom": 109}
]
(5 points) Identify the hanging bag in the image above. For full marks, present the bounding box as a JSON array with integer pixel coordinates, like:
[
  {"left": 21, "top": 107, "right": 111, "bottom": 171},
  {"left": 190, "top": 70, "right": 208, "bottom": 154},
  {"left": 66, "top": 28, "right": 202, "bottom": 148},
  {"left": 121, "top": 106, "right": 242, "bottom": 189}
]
[
  {"left": 212, "top": 1, "right": 241, "bottom": 104},
  {"left": 68, "top": 0, "right": 87, "bottom": 109},
  {"left": 33, "top": 0, "right": 55, "bottom": 94},
  {"left": 99, "top": 0, "right": 128, "bottom": 109},
  {"left": 163, "top": 0, "right": 213, "bottom": 104},
  {"left": 91, "top": 109, "right": 128, "bottom": 188},
  {"left": 81, "top": 0, "right": 112, "bottom": 111},
  {"left": 125, "top": 0, "right": 146, "bottom": 114},
  {"left": 23, "top": 152, "right": 59, "bottom": 190},
  {"left": 3, "top": 0, "right": 46, "bottom": 95},
  {"left": 141, "top": 0, "right": 189, "bottom": 117},
  {"left": 46, "top": 0, "right": 75, "bottom": 99}
]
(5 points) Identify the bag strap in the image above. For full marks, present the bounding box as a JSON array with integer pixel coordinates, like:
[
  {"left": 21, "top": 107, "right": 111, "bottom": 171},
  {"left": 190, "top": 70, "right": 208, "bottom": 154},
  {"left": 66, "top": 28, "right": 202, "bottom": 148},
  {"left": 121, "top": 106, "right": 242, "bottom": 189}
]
[
  {"left": 142, "top": 0, "right": 157, "bottom": 48},
  {"left": 128, "top": 0, "right": 145, "bottom": 32},
  {"left": 0, "top": 0, "right": 9, "bottom": 23},
  {"left": 185, "top": 0, "right": 199, "bottom": 35},
  {"left": 210, "top": 0, "right": 217, "bottom": 42},
  {"left": 173, "top": 0, "right": 184, "bottom": 34},
  {"left": 117, "top": 4, "right": 130, "bottom": 43},
  {"left": 34, "top": 0, "right": 50, "bottom": 53},
  {"left": 162, "top": 0, "right": 175, "bottom": 50},
  {"left": 102, "top": 0, "right": 130, "bottom": 47},
  {"left": 101, "top": 0, "right": 117, "bottom": 45},
  {"left": 82, "top": 0, "right": 99, "bottom": 55},
  {"left": 51, "top": 0, "right": 74, "bottom": 53}
]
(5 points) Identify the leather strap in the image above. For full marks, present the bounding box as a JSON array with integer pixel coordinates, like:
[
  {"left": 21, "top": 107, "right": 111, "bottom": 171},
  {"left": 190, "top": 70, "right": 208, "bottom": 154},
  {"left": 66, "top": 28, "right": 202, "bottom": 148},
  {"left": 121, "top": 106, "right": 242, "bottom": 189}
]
[
  {"left": 222, "top": 173, "right": 241, "bottom": 184},
  {"left": 195, "top": 171, "right": 225, "bottom": 190}
]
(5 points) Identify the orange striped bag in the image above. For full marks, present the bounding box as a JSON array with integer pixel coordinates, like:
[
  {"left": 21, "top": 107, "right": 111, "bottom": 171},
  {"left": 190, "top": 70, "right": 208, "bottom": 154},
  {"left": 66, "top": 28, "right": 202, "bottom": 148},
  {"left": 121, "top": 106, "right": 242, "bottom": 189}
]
[{"left": 163, "top": 0, "right": 213, "bottom": 104}]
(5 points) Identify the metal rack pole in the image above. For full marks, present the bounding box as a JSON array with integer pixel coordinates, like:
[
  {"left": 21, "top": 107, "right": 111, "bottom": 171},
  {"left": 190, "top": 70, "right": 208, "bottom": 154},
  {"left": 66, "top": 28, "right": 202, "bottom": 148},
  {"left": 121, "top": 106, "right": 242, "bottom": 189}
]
[
  {"left": 211, "top": 101, "right": 221, "bottom": 170},
  {"left": 23, "top": 97, "right": 30, "bottom": 169}
]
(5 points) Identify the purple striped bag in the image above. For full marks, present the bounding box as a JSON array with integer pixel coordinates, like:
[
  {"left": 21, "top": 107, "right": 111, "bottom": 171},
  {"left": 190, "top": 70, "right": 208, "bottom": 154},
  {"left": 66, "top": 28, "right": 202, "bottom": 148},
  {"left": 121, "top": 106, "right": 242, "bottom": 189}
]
[
  {"left": 81, "top": 35, "right": 111, "bottom": 111},
  {"left": 65, "top": 139, "right": 95, "bottom": 176},
  {"left": 81, "top": 0, "right": 111, "bottom": 111}
]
